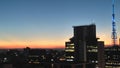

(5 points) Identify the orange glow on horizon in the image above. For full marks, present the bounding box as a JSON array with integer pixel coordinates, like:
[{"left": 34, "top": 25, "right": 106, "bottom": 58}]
[
  {"left": 0, "top": 44, "right": 65, "bottom": 49},
  {"left": 97, "top": 32, "right": 119, "bottom": 47},
  {"left": 0, "top": 33, "right": 119, "bottom": 49},
  {"left": 0, "top": 40, "right": 66, "bottom": 49}
]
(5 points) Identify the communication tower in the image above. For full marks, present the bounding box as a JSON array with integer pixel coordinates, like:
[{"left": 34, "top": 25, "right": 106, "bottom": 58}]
[{"left": 112, "top": 0, "right": 117, "bottom": 46}]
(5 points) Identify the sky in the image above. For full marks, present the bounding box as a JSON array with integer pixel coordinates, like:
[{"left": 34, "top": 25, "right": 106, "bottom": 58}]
[{"left": 0, "top": 0, "right": 120, "bottom": 49}]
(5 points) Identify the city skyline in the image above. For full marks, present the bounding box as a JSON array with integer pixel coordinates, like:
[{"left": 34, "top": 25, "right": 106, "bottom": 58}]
[{"left": 0, "top": 0, "right": 120, "bottom": 49}]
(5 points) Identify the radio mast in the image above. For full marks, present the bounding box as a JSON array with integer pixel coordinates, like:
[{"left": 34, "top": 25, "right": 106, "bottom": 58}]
[{"left": 112, "top": 0, "right": 117, "bottom": 46}]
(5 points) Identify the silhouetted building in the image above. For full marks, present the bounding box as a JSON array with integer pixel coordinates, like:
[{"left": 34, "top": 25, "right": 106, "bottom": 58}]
[
  {"left": 105, "top": 45, "right": 120, "bottom": 68},
  {"left": 98, "top": 41, "right": 105, "bottom": 68},
  {"left": 73, "top": 24, "right": 97, "bottom": 63},
  {"left": 28, "top": 49, "right": 46, "bottom": 64},
  {"left": 65, "top": 24, "right": 105, "bottom": 68}
]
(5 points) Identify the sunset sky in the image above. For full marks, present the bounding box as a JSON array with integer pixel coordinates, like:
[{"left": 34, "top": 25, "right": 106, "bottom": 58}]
[{"left": 0, "top": 0, "right": 120, "bottom": 49}]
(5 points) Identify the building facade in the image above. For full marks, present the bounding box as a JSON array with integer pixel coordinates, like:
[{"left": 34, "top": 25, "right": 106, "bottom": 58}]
[
  {"left": 65, "top": 41, "right": 75, "bottom": 62},
  {"left": 65, "top": 24, "right": 105, "bottom": 68},
  {"left": 73, "top": 24, "right": 97, "bottom": 63},
  {"left": 98, "top": 41, "right": 105, "bottom": 68},
  {"left": 105, "top": 46, "right": 120, "bottom": 68}
]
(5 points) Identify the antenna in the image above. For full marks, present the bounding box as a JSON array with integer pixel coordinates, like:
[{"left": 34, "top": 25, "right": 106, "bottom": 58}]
[{"left": 112, "top": 0, "right": 117, "bottom": 46}]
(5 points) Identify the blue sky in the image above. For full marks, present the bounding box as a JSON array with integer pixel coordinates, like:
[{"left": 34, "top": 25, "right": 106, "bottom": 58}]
[{"left": 0, "top": 0, "right": 120, "bottom": 48}]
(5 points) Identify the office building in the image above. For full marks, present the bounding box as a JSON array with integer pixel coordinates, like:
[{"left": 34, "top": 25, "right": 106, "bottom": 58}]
[
  {"left": 65, "top": 40, "right": 75, "bottom": 62},
  {"left": 73, "top": 24, "right": 97, "bottom": 63},
  {"left": 105, "top": 46, "right": 120, "bottom": 68},
  {"left": 65, "top": 24, "right": 105, "bottom": 68}
]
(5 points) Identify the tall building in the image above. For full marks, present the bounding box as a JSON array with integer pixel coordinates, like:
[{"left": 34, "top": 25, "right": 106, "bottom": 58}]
[
  {"left": 73, "top": 24, "right": 97, "bottom": 63},
  {"left": 65, "top": 24, "right": 105, "bottom": 68}
]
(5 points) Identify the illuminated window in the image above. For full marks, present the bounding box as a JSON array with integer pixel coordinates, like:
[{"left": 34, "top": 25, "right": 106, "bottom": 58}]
[
  {"left": 66, "top": 59, "right": 73, "bottom": 61},
  {"left": 65, "top": 49, "right": 74, "bottom": 52},
  {"left": 88, "top": 49, "right": 98, "bottom": 52}
]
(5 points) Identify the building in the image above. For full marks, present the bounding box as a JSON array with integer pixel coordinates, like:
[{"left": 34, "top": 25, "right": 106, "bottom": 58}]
[
  {"left": 65, "top": 40, "right": 75, "bottom": 62},
  {"left": 105, "top": 46, "right": 120, "bottom": 68},
  {"left": 28, "top": 49, "right": 46, "bottom": 64},
  {"left": 73, "top": 24, "right": 97, "bottom": 63},
  {"left": 65, "top": 24, "right": 105, "bottom": 68},
  {"left": 98, "top": 41, "right": 105, "bottom": 68}
]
